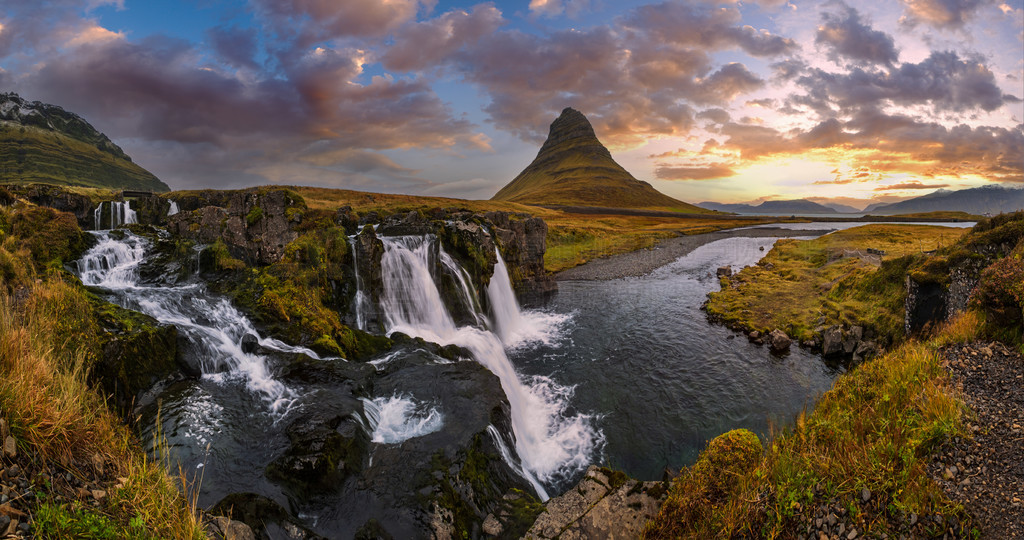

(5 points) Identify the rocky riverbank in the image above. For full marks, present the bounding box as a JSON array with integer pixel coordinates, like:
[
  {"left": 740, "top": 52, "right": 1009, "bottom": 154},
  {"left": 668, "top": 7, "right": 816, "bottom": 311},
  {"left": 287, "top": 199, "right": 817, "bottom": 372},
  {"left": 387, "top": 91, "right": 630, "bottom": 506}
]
[{"left": 554, "top": 227, "right": 826, "bottom": 281}]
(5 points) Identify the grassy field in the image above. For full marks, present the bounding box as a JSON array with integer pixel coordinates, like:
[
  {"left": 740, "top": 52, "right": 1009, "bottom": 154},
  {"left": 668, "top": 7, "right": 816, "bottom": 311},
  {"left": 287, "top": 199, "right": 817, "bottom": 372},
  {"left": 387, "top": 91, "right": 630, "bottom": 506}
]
[
  {"left": 285, "top": 185, "right": 764, "bottom": 272},
  {"left": 705, "top": 224, "right": 968, "bottom": 343}
]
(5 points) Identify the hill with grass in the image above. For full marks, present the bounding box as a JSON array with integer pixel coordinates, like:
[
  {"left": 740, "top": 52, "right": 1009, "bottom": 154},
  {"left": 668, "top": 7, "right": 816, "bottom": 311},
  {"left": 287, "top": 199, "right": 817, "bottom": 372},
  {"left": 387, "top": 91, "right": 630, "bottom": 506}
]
[
  {"left": 492, "top": 108, "right": 707, "bottom": 213},
  {"left": 0, "top": 92, "right": 168, "bottom": 192}
]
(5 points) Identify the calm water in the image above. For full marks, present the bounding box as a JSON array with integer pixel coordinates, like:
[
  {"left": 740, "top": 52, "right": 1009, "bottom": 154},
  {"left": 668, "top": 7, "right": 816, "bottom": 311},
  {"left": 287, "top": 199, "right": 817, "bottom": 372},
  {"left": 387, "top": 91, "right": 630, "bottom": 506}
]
[{"left": 512, "top": 236, "right": 840, "bottom": 482}]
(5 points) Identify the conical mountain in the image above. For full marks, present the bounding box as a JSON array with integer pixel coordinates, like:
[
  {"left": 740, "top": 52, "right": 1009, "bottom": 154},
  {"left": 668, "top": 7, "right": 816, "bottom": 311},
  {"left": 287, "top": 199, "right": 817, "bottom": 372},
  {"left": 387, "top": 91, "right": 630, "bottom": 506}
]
[
  {"left": 493, "top": 108, "right": 705, "bottom": 212},
  {"left": 0, "top": 92, "right": 169, "bottom": 192}
]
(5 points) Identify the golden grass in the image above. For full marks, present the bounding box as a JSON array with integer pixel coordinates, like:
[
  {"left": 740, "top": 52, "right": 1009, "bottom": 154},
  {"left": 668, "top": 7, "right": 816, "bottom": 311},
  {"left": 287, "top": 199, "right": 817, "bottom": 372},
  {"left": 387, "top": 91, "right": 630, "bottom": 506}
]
[
  {"left": 0, "top": 279, "right": 205, "bottom": 539},
  {"left": 705, "top": 224, "right": 969, "bottom": 343},
  {"left": 645, "top": 320, "right": 972, "bottom": 538}
]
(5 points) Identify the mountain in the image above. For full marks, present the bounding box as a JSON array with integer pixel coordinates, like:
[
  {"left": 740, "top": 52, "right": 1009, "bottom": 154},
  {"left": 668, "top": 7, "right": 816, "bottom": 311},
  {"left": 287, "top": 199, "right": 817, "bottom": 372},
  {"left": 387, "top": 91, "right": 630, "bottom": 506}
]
[
  {"left": 696, "top": 199, "right": 841, "bottom": 214},
  {"left": 492, "top": 108, "right": 707, "bottom": 212},
  {"left": 817, "top": 202, "right": 862, "bottom": 213},
  {"left": 865, "top": 186, "right": 1024, "bottom": 215},
  {"left": 0, "top": 92, "right": 168, "bottom": 192}
]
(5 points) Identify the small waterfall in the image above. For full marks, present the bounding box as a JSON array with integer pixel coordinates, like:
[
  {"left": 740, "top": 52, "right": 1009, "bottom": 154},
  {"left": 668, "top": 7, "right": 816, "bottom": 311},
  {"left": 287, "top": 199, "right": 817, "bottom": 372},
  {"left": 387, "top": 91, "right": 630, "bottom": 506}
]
[
  {"left": 348, "top": 236, "right": 370, "bottom": 331},
  {"left": 376, "top": 236, "right": 598, "bottom": 499},
  {"left": 487, "top": 249, "right": 568, "bottom": 349},
  {"left": 94, "top": 201, "right": 137, "bottom": 230},
  {"left": 360, "top": 394, "right": 444, "bottom": 444},
  {"left": 76, "top": 231, "right": 302, "bottom": 413},
  {"left": 439, "top": 249, "right": 486, "bottom": 327},
  {"left": 168, "top": 200, "right": 179, "bottom": 216}
]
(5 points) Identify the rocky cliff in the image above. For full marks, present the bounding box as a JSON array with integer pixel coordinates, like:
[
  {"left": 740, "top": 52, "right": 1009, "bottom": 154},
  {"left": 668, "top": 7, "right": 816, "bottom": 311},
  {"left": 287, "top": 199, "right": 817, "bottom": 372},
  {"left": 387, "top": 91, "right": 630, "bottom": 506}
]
[
  {"left": 0, "top": 92, "right": 168, "bottom": 192},
  {"left": 493, "top": 108, "right": 707, "bottom": 212}
]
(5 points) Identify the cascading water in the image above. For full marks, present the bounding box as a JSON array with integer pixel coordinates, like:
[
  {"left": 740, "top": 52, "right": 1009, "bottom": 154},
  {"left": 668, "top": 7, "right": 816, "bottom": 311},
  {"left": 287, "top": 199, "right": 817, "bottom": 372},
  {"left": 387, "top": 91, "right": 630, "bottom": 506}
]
[
  {"left": 487, "top": 248, "right": 568, "bottom": 348},
  {"left": 75, "top": 231, "right": 310, "bottom": 413},
  {"left": 168, "top": 200, "right": 179, "bottom": 216},
  {"left": 348, "top": 235, "right": 370, "bottom": 331},
  {"left": 360, "top": 394, "right": 444, "bottom": 444},
  {"left": 376, "top": 235, "right": 600, "bottom": 500},
  {"left": 94, "top": 201, "right": 137, "bottom": 230}
]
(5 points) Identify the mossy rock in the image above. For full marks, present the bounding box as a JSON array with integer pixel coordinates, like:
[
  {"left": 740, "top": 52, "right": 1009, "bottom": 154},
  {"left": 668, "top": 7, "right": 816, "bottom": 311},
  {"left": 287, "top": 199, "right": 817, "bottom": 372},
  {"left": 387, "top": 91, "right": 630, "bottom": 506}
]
[
  {"left": 266, "top": 413, "right": 369, "bottom": 497},
  {"left": 692, "top": 429, "right": 762, "bottom": 497}
]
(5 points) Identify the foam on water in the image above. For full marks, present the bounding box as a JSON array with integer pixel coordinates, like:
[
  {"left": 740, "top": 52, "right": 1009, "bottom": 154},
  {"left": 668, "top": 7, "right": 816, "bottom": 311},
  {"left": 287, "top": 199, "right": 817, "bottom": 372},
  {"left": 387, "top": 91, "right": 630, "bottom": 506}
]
[
  {"left": 487, "top": 248, "right": 570, "bottom": 349},
  {"left": 361, "top": 394, "right": 444, "bottom": 444}
]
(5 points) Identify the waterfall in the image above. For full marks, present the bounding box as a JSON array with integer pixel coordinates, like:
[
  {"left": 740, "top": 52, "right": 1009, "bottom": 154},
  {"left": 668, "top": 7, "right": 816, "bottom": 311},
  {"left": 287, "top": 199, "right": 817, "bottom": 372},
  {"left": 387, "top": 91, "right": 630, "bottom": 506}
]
[
  {"left": 168, "top": 200, "right": 179, "bottom": 216},
  {"left": 76, "top": 231, "right": 306, "bottom": 413},
  {"left": 94, "top": 201, "right": 137, "bottom": 230},
  {"left": 487, "top": 249, "right": 568, "bottom": 349},
  {"left": 348, "top": 236, "right": 369, "bottom": 331},
  {"left": 376, "top": 236, "right": 598, "bottom": 499}
]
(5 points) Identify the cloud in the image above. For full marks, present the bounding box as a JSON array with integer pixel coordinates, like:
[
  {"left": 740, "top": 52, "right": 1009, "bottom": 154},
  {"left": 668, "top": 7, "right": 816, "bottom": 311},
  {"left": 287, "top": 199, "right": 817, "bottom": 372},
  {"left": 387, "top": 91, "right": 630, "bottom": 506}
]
[
  {"left": 208, "top": 25, "right": 260, "bottom": 71},
  {"left": 252, "top": 0, "right": 431, "bottom": 42},
  {"left": 380, "top": 4, "right": 504, "bottom": 72},
  {"left": 655, "top": 164, "right": 737, "bottom": 180},
  {"left": 816, "top": 5, "right": 899, "bottom": 65},
  {"left": 874, "top": 180, "right": 951, "bottom": 190},
  {"left": 528, "top": 0, "right": 592, "bottom": 19},
  {"left": 623, "top": 2, "right": 798, "bottom": 57},
  {"left": 900, "top": 0, "right": 994, "bottom": 28}
]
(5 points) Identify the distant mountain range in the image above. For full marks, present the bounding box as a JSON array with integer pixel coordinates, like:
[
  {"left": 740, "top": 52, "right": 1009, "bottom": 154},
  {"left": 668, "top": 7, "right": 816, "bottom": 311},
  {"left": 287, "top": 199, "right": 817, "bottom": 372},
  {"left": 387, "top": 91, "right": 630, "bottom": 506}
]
[
  {"left": 863, "top": 186, "right": 1024, "bottom": 215},
  {"left": 699, "top": 186, "right": 1024, "bottom": 216},
  {"left": 492, "top": 108, "right": 708, "bottom": 213},
  {"left": 696, "top": 199, "right": 841, "bottom": 214},
  {"left": 0, "top": 92, "right": 168, "bottom": 192}
]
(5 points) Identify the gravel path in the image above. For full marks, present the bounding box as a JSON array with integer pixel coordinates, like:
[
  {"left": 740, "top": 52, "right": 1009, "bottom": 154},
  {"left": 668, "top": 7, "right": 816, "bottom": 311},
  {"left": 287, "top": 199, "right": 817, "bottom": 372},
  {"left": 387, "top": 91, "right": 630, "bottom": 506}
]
[
  {"left": 555, "top": 227, "right": 827, "bottom": 281},
  {"left": 931, "top": 342, "right": 1024, "bottom": 539}
]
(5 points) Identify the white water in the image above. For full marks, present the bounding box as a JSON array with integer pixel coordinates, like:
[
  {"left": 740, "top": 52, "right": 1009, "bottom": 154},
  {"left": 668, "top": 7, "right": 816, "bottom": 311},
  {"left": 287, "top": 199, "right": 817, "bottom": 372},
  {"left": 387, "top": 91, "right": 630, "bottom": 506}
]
[
  {"left": 168, "top": 200, "right": 179, "bottom": 216},
  {"left": 361, "top": 394, "right": 444, "bottom": 444},
  {"left": 93, "top": 201, "right": 137, "bottom": 230},
  {"left": 348, "top": 236, "right": 371, "bottom": 331},
  {"left": 76, "top": 231, "right": 300, "bottom": 413},
  {"left": 487, "top": 249, "right": 569, "bottom": 349},
  {"left": 376, "top": 236, "right": 599, "bottom": 499}
]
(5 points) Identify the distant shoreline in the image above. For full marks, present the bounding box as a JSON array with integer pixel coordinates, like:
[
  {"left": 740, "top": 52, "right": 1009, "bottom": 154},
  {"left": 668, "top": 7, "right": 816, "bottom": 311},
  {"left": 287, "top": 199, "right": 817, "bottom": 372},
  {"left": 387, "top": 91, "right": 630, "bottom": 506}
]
[
  {"left": 554, "top": 226, "right": 827, "bottom": 281},
  {"left": 539, "top": 204, "right": 978, "bottom": 223}
]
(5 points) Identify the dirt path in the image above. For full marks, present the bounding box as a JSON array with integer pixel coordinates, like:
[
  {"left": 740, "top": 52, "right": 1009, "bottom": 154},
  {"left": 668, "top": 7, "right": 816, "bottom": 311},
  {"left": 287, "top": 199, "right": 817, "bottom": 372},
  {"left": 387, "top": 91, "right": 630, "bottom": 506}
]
[
  {"left": 555, "top": 227, "right": 826, "bottom": 281},
  {"left": 931, "top": 342, "right": 1024, "bottom": 539}
]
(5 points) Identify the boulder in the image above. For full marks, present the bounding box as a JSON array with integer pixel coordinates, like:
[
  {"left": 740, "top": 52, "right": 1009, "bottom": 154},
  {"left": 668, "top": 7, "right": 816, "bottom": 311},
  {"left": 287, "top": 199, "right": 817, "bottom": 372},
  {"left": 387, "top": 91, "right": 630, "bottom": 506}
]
[
  {"left": 842, "top": 325, "right": 863, "bottom": 355},
  {"left": 206, "top": 516, "right": 256, "bottom": 540},
  {"left": 240, "top": 334, "right": 259, "bottom": 355},
  {"left": 266, "top": 412, "right": 368, "bottom": 496},
  {"left": 716, "top": 266, "right": 732, "bottom": 278},
  {"left": 767, "top": 329, "right": 791, "bottom": 353},
  {"left": 822, "top": 325, "right": 844, "bottom": 357}
]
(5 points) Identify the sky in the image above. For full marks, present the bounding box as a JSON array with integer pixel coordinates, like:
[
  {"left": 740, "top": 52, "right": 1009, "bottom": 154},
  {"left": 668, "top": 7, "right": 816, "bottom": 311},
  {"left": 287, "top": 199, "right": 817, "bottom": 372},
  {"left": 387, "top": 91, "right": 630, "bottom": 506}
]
[{"left": 0, "top": 0, "right": 1021, "bottom": 208}]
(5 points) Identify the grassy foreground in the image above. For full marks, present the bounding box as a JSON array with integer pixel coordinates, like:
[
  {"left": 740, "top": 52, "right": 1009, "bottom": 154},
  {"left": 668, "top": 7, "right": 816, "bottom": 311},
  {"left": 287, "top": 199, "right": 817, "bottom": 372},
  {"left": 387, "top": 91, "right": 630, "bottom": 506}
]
[
  {"left": 705, "top": 224, "right": 967, "bottom": 344},
  {"left": 0, "top": 203, "right": 205, "bottom": 538},
  {"left": 644, "top": 311, "right": 979, "bottom": 539}
]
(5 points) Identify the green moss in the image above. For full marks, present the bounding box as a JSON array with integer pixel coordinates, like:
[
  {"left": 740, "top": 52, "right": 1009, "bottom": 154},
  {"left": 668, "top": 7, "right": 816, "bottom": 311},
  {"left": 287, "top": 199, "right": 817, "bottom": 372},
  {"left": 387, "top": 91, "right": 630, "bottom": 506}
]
[
  {"left": 199, "top": 240, "right": 245, "bottom": 272},
  {"left": 9, "top": 205, "right": 86, "bottom": 271},
  {"left": 245, "top": 205, "right": 263, "bottom": 226},
  {"left": 33, "top": 502, "right": 145, "bottom": 539}
]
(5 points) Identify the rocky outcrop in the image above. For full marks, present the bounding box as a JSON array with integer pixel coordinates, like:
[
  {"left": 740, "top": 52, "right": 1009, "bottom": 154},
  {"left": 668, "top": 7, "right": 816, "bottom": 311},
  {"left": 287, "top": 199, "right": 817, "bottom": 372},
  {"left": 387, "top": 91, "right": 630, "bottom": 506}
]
[
  {"left": 167, "top": 188, "right": 303, "bottom": 265},
  {"left": 2, "top": 183, "right": 95, "bottom": 227},
  {"left": 522, "top": 466, "right": 668, "bottom": 539},
  {"left": 821, "top": 324, "right": 878, "bottom": 363},
  {"left": 265, "top": 411, "right": 368, "bottom": 497},
  {"left": 905, "top": 276, "right": 948, "bottom": 336},
  {"left": 485, "top": 211, "right": 555, "bottom": 302}
]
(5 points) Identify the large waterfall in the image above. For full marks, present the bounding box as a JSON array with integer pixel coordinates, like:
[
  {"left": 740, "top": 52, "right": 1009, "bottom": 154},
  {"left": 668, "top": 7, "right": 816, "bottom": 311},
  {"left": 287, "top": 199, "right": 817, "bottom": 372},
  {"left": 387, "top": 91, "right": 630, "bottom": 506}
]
[
  {"left": 377, "top": 236, "right": 599, "bottom": 499},
  {"left": 75, "top": 231, "right": 320, "bottom": 413}
]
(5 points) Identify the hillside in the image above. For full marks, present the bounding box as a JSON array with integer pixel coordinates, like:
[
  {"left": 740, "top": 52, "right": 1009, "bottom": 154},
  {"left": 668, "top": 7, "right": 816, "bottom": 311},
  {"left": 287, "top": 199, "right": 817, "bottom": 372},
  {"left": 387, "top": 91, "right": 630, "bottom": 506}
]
[
  {"left": 698, "top": 199, "right": 842, "bottom": 214},
  {"left": 492, "top": 108, "right": 707, "bottom": 213},
  {"left": 865, "top": 185, "right": 1024, "bottom": 215},
  {"left": 0, "top": 92, "right": 168, "bottom": 192}
]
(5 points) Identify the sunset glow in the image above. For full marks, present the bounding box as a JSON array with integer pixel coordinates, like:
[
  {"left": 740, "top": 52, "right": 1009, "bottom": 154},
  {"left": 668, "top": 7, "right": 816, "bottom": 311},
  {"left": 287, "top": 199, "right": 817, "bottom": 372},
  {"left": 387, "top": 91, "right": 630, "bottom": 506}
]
[{"left": 0, "top": 0, "right": 1020, "bottom": 207}]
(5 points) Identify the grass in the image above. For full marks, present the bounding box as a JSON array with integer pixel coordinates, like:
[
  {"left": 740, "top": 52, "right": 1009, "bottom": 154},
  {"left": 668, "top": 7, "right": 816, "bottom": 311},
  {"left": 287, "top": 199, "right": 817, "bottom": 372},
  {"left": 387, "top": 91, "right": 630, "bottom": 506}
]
[
  {"left": 644, "top": 317, "right": 973, "bottom": 539},
  {"left": 705, "top": 224, "right": 968, "bottom": 343},
  {"left": 0, "top": 203, "right": 204, "bottom": 538}
]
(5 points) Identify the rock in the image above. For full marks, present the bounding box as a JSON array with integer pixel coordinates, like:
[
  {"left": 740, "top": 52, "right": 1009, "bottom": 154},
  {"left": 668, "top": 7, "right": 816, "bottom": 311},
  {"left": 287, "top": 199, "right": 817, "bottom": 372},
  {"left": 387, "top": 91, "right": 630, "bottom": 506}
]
[
  {"left": 240, "top": 334, "right": 259, "bottom": 355},
  {"left": 749, "top": 330, "right": 761, "bottom": 340},
  {"left": 266, "top": 412, "right": 368, "bottom": 496},
  {"left": 822, "top": 326, "right": 844, "bottom": 357},
  {"left": 861, "top": 487, "right": 871, "bottom": 502},
  {"left": 91, "top": 489, "right": 107, "bottom": 501},
  {"left": 481, "top": 514, "right": 503, "bottom": 536},
  {"left": 842, "top": 326, "right": 863, "bottom": 355},
  {"left": 768, "top": 329, "right": 792, "bottom": 353},
  {"left": 905, "top": 275, "right": 947, "bottom": 336},
  {"left": 2, "top": 437, "right": 14, "bottom": 459},
  {"left": 207, "top": 516, "right": 257, "bottom": 540},
  {"left": 211, "top": 493, "right": 319, "bottom": 539},
  {"left": 717, "top": 266, "right": 733, "bottom": 278}
]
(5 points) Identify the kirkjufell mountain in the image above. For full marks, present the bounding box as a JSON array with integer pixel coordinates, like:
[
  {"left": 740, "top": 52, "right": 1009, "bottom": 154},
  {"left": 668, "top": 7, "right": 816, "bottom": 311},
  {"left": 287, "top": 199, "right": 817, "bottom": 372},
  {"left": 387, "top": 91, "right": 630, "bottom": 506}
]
[
  {"left": 0, "top": 92, "right": 168, "bottom": 192},
  {"left": 493, "top": 108, "right": 707, "bottom": 212}
]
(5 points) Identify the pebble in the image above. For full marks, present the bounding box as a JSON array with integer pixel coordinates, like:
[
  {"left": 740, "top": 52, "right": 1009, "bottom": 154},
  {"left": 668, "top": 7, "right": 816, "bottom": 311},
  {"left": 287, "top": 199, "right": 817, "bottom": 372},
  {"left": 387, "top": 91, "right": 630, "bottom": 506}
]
[
  {"left": 861, "top": 488, "right": 870, "bottom": 502},
  {"left": 2, "top": 436, "right": 14, "bottom": 459}
]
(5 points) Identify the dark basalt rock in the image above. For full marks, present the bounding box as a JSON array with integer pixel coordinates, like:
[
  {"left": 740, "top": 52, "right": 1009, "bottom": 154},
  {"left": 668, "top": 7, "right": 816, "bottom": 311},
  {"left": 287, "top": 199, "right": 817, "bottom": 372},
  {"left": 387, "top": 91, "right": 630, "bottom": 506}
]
[
  {"left": 3, "top": 183, "right": 95, "bottom": 227},
  {"left": 211, "top": 493, "right": 324, "bottom": 540},
  {"left": 905, "top": 276, "right": 947, "bottom": 336},
  {"left": 265, "top": 411, "right": 369, "bottom": 497}
]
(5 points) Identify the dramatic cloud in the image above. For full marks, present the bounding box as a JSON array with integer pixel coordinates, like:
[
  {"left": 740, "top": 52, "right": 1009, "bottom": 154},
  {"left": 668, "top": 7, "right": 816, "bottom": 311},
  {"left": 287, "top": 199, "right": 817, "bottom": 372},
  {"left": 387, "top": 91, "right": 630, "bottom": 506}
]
[
  {"left": 623, "top": 2, "right": 798, "bottom": 57},
  {"left": 252, "top": 0, "right": 430, "bottom": 42},
  {"left": 655, "top": 164, "right": 737, "bottom": 180},
  {"left": 528, "top": 0, "right": 592, "bottom": 18},
  {"left": 900, "top": 0, "right": 993, "bottom": 27},
  {"left": 816, "top": 5, "right": 899, "bottom": 65}
]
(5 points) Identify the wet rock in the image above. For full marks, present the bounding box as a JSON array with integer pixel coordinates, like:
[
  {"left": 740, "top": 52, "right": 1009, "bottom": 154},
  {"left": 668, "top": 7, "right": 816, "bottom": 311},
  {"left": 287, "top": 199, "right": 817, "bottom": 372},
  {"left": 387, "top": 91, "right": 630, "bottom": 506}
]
[
  {"left": 266, "top": 412, "right": 368, "bottom": 496},
  {"left": 207, "top": 516, "right": 256, "bottom": 540},
  {"left": 211, "top": 493, "right": 321, "bottom": 539},
  {"left": 716, "top": 266, "right": 733, "bottom": 278},
  {"left": 240, "top": 333, "right": 259, "bottom": 355},
  {"left": 842, "top": 326, "right": 863, "bottom": 355},
  {"left": 768, "top": 329, "right": 792, "bottom": 353}
]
